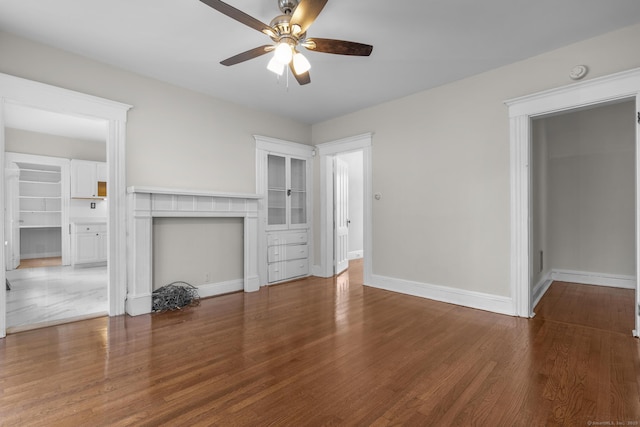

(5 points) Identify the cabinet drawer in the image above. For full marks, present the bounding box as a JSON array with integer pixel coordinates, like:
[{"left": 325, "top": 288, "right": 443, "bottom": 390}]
[
  {"left": 268, "top": 259, "right": 309, "bottom": 283},
  {"left": 267, "top": 231, "right": 307, "bottom": 246},
  {"left": 268, "top": 244, "right": 308, "bottom": 262},
  {"left": 75, "top": 223, "right": 107, "bottom": 234}
]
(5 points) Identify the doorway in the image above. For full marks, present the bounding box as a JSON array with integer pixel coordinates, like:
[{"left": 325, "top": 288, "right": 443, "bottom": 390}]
[
  {"left": 506, "top": 67, "right": 640, "bottom": 336},
  {"left": 530, "top": 100, "right": 636, "bottom": 333},
  {"left": 0, "top": 72, "right": 131, "bottom": 338},
  {"left": 317, "top": 133, "right": 372, "bottom": 281},
  {"left": 4, "top": 110, "right": 109, "bottom": 332}
]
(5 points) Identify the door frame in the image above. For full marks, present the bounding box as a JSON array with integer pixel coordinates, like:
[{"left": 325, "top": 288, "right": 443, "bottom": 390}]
[
  {"left": 317, "top": 133, "right": 372, "bottom": 280},
  {"left": 505, "top": 67, "right": 640, "bottom": 336},
  {"left": 0, "top": 73, "right": 131, "bottom": 338}
]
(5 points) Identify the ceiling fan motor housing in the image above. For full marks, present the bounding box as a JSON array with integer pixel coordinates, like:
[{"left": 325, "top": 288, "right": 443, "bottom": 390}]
[{"left": 278, "top": 0, "right": 299, "bottom": 14}]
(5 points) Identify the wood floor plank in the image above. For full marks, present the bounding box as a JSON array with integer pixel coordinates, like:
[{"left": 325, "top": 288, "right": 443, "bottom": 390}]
[{"left": 1, "top": 261, "right": 639, "bottom": 425}]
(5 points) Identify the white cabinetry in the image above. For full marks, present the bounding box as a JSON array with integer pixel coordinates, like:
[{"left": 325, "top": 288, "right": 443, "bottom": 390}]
[
  {"left": 267, "top": 231, "right": 309, "bottom": 283},
  {"left": 72, "top": 222, "right": 107, "bottom": 265},
  {"left": 256, "top": 136, "right": 313, "bottom": 285},
  {"left": 71, "top": 160, "right": 107, "bottom": 198},
  {"left": 18, "top": 165, "right": 62, "bottom": 228}
]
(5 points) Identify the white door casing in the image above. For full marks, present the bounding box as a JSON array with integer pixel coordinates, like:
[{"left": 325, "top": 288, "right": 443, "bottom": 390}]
[
  {"left": 0, "top": 72, "right": 131, "bottom": 338},
  {"left": 317, "top": 133, "right": 373, "bottom": 281},
  {"left": 505, "top": 67, "right": 640, "bottom": 336},
  {"left": 334, "top": 157, "right": 349, "bottom": 274},
  {"left": 5, "top": 163, "right": 20, "bottom": 270}
]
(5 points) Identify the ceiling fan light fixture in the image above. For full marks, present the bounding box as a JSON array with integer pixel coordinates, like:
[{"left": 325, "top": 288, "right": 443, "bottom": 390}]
[
  {"left": 267, "top": 56, "right": 285, "bottom": 75},
  {"left": 274, "top": 42, "right": 293, "bottom": 64},
  {"left": 293, "top": 51, "right": 311, "bottom": 74}
]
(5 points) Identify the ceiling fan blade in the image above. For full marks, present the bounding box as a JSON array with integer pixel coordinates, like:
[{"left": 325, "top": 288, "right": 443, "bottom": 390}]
[
  {"left": 290, "top": 0, "right": 328, "bottom": 34},
  {"left": 220, "top": 45, "right": 274, "bottom": 66},
  {"left": 289, "top": 63, "right": 311, "bottom": 85},
  {"left": 199, "top": 0, "right": 275, "bottom": 36},
  {"left": 303, "top": 38, "right": 373, "bottom": 56}
]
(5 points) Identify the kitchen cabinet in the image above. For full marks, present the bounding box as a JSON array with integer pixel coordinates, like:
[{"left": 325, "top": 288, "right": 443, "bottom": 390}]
[
  {"left": 72, "top": 222, "right": 107, "bottom": 265},
  {"left": 71, "top": 160, "right": 107, "bottom": 198}
]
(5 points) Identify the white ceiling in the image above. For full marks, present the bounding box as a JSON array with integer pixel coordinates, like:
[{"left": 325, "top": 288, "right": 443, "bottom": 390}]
[{"left": 1, "top": 0, "right": 640, "bottom": 125}]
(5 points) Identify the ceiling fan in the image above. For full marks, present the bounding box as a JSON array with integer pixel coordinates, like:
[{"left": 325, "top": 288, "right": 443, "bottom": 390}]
[{"left": 199, "top": 0, "right": 373, "bottom": 85}]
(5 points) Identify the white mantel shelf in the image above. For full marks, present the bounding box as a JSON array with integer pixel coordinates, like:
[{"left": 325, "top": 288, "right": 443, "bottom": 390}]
[
  {"left": 127, "top": 186, "right": 262, "bottom": 199},
  {"left": 126, "top": 187, "right": 261, "bottom": 316}
]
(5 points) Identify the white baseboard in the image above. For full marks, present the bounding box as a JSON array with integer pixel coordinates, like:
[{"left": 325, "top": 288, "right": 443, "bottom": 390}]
[
  {"left": 551, "top": 269, "right": 635, "bottom": 289},
  {"left": 348, "top": 250, "right": 363, "bottom": 260},
  {"left": 311, "top": 264, "right": 328, "bottom": 277},
  {"left": 368, "top": 274, "right": 515, "bottom": 316},
  {"left": 197, "top": 279, "right": 244, "bottom": 298},
  {"left": 532, "top": 272, "right": 553, "bottom": 310},
  {"left": 125, "top": 293, "right": 152, "bottom": 316},
  {"left": 21, "top": 251, "right": 62, "bottom": 260}
]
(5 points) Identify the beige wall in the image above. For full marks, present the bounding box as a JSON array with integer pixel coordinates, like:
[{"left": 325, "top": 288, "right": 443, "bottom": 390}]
[
  {"left": 5, "top": 128, "right": 106, "bottom": 161},
  {"left": 0, "top": 30, "right": 312, "bottom": 194},
  {"left": 152, "top": 218, "right": 243, "bottom": 289},
  {"left": 311, "top": 23, "right": 640, "bottom": 297},
  {"left": 536, "top": 101, "right": 636, "bottom": 277},
  {"left": 0, "top": 30, "right": 311, "bottom": 286}
]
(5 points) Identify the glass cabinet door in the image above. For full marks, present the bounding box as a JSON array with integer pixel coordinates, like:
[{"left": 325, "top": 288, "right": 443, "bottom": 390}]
[
  {"left": 267, "top": 154, "right": 286, "bottom": 226},
  {"left": 289, "top": 157, "right": 306, "bottom": 225}
]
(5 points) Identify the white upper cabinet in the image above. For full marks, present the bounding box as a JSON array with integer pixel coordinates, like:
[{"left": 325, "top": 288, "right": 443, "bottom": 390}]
[
  {"left": 267, "top": 154, "right": 308, "bottom": 230},
  {"left": 71, "top": 160, "right": 107, "bottom": 199}
]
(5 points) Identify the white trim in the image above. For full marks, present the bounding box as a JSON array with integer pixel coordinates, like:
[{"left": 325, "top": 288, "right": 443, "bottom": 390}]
[
  {"left": 127, "top": 186, "right": 261, "bottom": 199},
  {"left": 0, "top": 72, "right": 131, "bottom": 338},
  {"left": 531, "top": 273, "right": 553, "bottom": 311},
  {"left": 550, "top": 269, "right": 636, "bottom": 289},
  {"left": 348, "top": 250, "right": 363, "bottom": 260},
  {"left": 254, "top": 135, "right": 315, "bottom": 157},
  {"left": 316, "top": 133, "right": 373, "bottom": 155},
  {"left": 127, "top": 190, "right": 260, "bottom": 316},
  {"left": 196, "top": 279, "right": 244, "bottom": 298},
  {"left": 506, "top": 67, "right": 640, "bottom": 332},
  {"left": 369, "top": 274, "right": 515, "bottom": 316},
  {"left": 317, "top": 133, "right": 373, "bottom": 280}
]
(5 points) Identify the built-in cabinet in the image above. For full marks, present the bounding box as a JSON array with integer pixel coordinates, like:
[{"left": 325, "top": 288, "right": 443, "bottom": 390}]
[
  {"left": 18, "top": 164, "right": 62, "bottom": 228},
  {"left": 71, "top": 160, "right": 107, "bottom": 198},
  {"left": 4, "top": 152, "right": 106, "bottom": 270},
  {"left": 72, "top": 222, "right": 107, "bottom": 265},
  {"left": 255, "top": 136, "right": 313, "bottom": 285}
]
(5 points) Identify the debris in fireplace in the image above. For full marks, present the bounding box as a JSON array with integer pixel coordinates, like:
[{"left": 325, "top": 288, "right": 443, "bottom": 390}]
[{"left": 152, "top": 281, "right": 200, "bottom": 312}]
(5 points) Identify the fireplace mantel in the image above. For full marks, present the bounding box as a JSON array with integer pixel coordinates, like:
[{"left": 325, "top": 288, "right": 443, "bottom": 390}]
[{"left": 126, "top": 186, "right": 262, "bottom": 316}]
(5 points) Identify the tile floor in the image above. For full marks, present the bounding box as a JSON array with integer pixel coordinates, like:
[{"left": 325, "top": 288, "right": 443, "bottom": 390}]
[{"left": 5, "top": 264, "right": 108, "bottom": 332}]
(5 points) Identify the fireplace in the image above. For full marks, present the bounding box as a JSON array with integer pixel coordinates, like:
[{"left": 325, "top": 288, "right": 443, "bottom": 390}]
[{"left": 126, "top": 186, "right": 261, "bottom": 316}]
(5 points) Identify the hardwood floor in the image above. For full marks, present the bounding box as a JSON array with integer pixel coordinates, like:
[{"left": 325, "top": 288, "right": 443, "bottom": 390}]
[
  {"left": 0, "top": 260, "right": 639, "bottom": 426},
  {"left": 16, "top": 257, "right": 62, "bottom": 269},
  {"left": 534, "top": 281, "right": 635, "bottom": 335}
]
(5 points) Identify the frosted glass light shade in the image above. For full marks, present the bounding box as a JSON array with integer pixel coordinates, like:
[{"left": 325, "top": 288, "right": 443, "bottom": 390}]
[
  {"left": 267, "top": 56, "right": 285, "bottom": 75},
  {"left": 292, "top": 52, "right": 311, "bottom": 74},
  {"left": 274, "top": 43, "right": 293, "bottom": 64}
]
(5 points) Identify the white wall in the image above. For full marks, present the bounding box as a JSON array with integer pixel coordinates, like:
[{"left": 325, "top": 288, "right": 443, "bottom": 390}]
[
  {"left": 312, "top": 23, "right": 640, "bottom": 298},
  {"left": 538, "top": 101, "right": 636, "bottom": 277}
]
